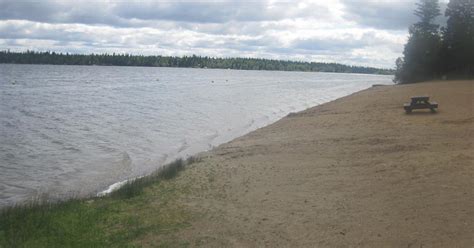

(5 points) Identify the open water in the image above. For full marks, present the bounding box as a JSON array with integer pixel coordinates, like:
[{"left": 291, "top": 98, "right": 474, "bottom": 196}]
[{"left": 0, "top": 64, "right": 393, "bottom": 207}]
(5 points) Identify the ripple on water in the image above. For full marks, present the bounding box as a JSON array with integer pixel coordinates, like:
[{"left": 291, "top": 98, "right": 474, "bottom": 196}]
[{"left": 0, "top": 64, "right": 393, "bottom": 206}]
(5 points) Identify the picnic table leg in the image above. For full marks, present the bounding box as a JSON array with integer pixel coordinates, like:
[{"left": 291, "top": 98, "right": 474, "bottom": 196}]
[{"left": 425, "top": 100, "right": 437, "bottom": 113}]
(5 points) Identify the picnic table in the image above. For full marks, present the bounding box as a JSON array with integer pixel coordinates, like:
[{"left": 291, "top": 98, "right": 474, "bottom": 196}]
[{"left": 404, "top": 96, "right": 438, "bottom": 113}]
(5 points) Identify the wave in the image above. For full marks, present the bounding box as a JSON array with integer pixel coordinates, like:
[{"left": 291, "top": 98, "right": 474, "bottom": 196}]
[
  {"left": 97, "top": 179, "right": 131, "bottom": 197},
  {"left": 177, "top": 140, "right": 189, "bottom": 153},
  {"left": 1, "top": 65, "right": 394, "bottom": 205}
]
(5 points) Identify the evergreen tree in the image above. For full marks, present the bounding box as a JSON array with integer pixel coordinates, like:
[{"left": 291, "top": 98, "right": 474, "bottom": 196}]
[
  {"left": 441, "top": 0, "right": 474, "bottom": 78},
  {"left": 395, "top": 0, "right": 442, "bottom": 83},
  {"left": 0, "top": 50, "right": 394, "bottom": 75}
]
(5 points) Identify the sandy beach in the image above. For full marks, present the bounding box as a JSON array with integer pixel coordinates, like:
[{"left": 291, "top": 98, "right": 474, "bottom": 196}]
[
  {"left": 144, "top": 80, "right": 474, "bottom": 247},
  {"left": 2, "top": 80, "right": 472, "bottom": 247}
]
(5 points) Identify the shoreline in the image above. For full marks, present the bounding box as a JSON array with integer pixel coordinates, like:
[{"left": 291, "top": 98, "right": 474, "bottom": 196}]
[
  {"left": 2, "top": 80, "right": 472, "bottom": 247},
  {"left": 0, "top": 51, "right": 395, "bottom": 75},
  {"left": 1, "top": 65, "right": 393, "bottom": 208},
  {"left": 165, "top": 79, "right": 473, "bottom": 246},
  {"left": 96, "top": 82, "right": 389, "bottom": 197}
]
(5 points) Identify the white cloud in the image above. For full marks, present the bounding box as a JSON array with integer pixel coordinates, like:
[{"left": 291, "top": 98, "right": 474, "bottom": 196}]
[{"left": 0, "top": 0, "right": 438, "bottom": 68}]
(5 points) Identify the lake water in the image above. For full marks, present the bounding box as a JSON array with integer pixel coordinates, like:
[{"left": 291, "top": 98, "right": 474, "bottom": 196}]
[{"left": 0, "top": 64, "right": 393, "bottom": 207}]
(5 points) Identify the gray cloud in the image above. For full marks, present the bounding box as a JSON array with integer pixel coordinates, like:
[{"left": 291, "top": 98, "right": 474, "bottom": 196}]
[
  {"left": 0, "top": 1, "right": 131, "bottom": 27},
  {"left": 341, "top": 0, "right": 419, "bottom": 30},
  {"left": 341, "top": 0, "right": 448, "bottom": 30},
  {"left": 0, "top": 1, "right": 57, "bottom": 22},
  {"left": 114, "top": 1, "right": 270, "bottom": 23},
  {"left": 0, "top": 0, "right": 431, "bottom": 68},
  {"left": 0, "top": 0, "right": 327, "bottom": 26}
]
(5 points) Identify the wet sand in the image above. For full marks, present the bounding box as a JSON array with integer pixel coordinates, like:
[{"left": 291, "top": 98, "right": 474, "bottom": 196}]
[{"left": 154, "top": 80, "right": 473, "bottom": 247}]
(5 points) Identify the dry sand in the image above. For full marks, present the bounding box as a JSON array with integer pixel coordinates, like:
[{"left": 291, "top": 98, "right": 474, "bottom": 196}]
[{"left": 159, "top": 80, "right": 473, "bottom": 247}]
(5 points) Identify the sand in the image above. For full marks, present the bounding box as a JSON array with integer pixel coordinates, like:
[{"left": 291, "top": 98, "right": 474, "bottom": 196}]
[{"left": 159, "top": 80, "right": 473, "bottom": 247}]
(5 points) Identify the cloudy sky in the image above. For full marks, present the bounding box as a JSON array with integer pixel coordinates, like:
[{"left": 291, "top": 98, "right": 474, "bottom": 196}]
[{"left": 0, "top": 0, "right": 448, "bottom": 68}]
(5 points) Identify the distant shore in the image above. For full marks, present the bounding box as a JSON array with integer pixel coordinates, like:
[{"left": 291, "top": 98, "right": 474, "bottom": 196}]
[
  {"left": 0, "top": 50, "right": 395, "bottom": 75},
  {"left": 1, "top": 80, "right": 472, "bottom": 247}
]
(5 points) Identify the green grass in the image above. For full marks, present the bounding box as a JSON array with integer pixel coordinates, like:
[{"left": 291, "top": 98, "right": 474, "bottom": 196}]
[
  {"left": 0, "top": 199, "right": 109, "bottom": 247},
  {"left": 111, "top": 157, "right": 200, "bottom": 199},
  {"left": 0, "top": 157, "right": 200, "bottom": 247}
]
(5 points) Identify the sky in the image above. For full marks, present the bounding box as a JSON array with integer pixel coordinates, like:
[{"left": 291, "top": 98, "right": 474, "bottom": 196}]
[{"left": 0, "top": 0, "right": 449, "bottom": 68}]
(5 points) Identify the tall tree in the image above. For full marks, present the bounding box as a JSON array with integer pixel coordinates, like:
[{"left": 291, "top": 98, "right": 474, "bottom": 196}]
[
  {"left": 395, "top": 0, "right": 442, "bottom": 83},
  {"left": 0, "top": 50, "right": 394, "bottom": 75},
  {"left": 441, "top": 0, "right": 474, "bottom": 78}
]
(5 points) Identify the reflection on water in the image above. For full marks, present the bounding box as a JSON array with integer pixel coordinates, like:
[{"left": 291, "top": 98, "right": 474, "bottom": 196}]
[{"left": 0, "top": 64, "right": 393, "bottom": 206}]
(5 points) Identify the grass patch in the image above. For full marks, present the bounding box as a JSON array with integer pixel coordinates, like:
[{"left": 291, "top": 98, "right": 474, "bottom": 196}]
[
  {"left": 0, "top": 199, "right": 109, "bottom": 247},
  {"left": 111, "top": 156, "right": 200, "bottom": 199},
  {"left": 0, "top": 157, "right": 201, "bottom": 247}
]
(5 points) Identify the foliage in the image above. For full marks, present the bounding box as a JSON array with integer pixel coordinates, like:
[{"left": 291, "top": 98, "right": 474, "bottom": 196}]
[
  {"left": 395, "top": 0, "right": 474, "bottom": 83},
  {"left": 0, "top": 50, "right": 394, "bottom": 75},
  {"left": 395, "top": 0, "right": 442, "bottom": 83},
  {"left": 440, "top": 0, "right": 474, "bottom": 78}
]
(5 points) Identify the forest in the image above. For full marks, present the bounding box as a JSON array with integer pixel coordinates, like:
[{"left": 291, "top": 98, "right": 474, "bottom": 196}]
[
  {"left": 395, "top": 0, "right": 474, "bottom": 83},
  {"left": 0, "top": 50, "right": 393, "bottom": 75}
]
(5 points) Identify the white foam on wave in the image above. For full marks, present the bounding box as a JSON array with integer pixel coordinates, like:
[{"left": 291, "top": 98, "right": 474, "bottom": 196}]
[
  {"left": 0, "top": 65, "right": 393, "bottom": 205},
  {"left": 97, "top": 179, "right": 130, "bottom": 197}
]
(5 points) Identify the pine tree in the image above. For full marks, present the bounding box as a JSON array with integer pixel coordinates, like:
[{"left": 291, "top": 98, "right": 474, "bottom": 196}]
[
  {"left": 395, "top": 0, "right": 442, "bottom": 83},
  {"left": 441, "top": 0, "right": 474, "bottom": 78}
]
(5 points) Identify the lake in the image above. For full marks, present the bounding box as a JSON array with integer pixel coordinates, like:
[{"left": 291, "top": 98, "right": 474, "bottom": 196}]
[{"left": 0, "top": 64, "right": 393, "bottom": 207}]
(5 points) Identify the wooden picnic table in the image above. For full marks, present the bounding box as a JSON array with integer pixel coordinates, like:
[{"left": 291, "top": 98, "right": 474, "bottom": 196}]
[{"left": 404, "top": 96, "right": 438, "bottom": 113}]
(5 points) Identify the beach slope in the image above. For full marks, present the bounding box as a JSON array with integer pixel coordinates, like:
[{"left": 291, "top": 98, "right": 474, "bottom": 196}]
[
  {"left": 2, "top": 80, "right": 472, "bottom": 247},
  {"left": 162, "top": 80, "right": 473, "bottom": 247}
]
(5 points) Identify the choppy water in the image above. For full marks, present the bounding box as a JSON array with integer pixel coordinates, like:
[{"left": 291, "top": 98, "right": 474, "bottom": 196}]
[{"left": 0, "top": 64, "right": 393, "bottom": 206}]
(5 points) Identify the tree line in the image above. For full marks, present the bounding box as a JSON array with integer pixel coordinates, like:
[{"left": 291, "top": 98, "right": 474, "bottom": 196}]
[
  {"left": 395, "top": 0, "right": 474, "bottom": 83},
  {"left": 0, "top": 50, "right": 393, "bottom": 75}
]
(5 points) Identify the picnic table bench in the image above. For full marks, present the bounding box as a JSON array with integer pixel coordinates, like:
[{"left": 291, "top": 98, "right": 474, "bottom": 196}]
[{"left": 404, "top": 96, "right": 438, "bottom": 113}]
